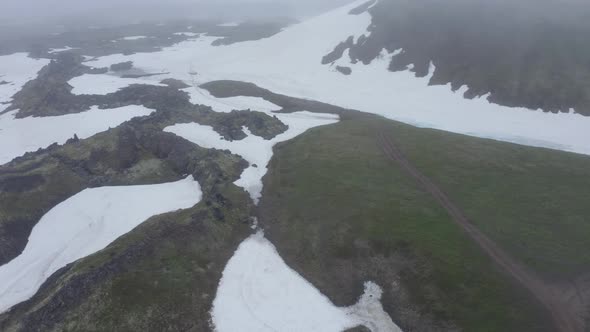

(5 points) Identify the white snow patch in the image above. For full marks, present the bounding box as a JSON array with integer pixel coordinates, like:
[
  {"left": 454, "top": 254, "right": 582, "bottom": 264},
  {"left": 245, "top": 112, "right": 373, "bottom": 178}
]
[
  {"left": 165, "top": 111, "right": 339, "bottom": 203},
  {"left": 212, "top": 233, "right": 402, "bottom": 332},
  {"left": 211, "top": 233, "right": 355, "bottom": 332},
  {"left": 0, "top": 176, "right": 202, "bottom": 314},
  {"left": 120, "top": 35, "right": 149, "bottom": 41},
  {"left": 0, "top": 105, "right": 154, "bottom": 165},
  {"left": 182, "top": 86, "right": 281, "bottom": 113},
  {"left": 68, "top": 74, "right": 165, "bottom": 95},
  {"left": 0, "top": 53, "right": 49, "bottom": 113},
  {"left": 48, "top": 46, "right": 77, "bottom": 53},
  {"left": 345, "top": 282, "right": 403, "bottom": 332},
  {"left": 69, "top": 0, "right": 590, "bottom": 155}
]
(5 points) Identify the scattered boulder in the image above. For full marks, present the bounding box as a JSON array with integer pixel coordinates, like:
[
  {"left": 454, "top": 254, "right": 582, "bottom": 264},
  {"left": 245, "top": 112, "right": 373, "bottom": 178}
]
[{"left": 65, "top": 134, "right": 80, "bottom": 144}]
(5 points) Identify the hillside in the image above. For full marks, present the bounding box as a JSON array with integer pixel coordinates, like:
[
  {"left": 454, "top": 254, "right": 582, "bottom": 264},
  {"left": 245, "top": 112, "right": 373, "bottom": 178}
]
[{"left": 0, "top": 0, "right": 589, "bottom": 331}]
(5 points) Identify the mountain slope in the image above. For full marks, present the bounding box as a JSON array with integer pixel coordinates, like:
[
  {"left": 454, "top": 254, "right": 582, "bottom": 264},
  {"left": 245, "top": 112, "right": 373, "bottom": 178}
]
[
  {"left": 0, "top": 1, "right": 589, "bottom": 331},
  {"left": 341, "top": 0, "right": 590, "bottom": 114},
  {"left": 66, "top": 0, "right": 590, "bottom": 155}
]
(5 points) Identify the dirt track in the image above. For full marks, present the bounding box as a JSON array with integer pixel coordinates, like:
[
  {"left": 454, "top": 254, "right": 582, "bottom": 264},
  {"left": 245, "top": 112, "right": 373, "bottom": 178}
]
[{"left": 377, "top": 130, "right": 585, "bottom": 332}]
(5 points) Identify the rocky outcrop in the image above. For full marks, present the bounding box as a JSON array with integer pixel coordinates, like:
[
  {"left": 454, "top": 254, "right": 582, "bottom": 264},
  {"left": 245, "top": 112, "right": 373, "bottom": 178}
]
[{"left": 109, "top": 61, "right": 133, "bottom": 72}]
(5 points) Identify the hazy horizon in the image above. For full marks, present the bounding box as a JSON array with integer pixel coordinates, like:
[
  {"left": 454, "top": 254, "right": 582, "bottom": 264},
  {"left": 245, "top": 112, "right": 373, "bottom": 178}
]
[{"left": 0, "top": 0, "right": 354, "bottom": 26}]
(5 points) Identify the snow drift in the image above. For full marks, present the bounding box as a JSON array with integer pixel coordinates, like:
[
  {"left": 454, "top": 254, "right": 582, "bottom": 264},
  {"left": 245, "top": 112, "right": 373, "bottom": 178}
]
[
  {"left": 0, "top": 53, "right": 49, "bottom": 113},
  {"left": 0, "top": 105, "right": 154, "bottom": 166},
  {"left": 0, "top": 176, "right": 202, "bottom": 313}
]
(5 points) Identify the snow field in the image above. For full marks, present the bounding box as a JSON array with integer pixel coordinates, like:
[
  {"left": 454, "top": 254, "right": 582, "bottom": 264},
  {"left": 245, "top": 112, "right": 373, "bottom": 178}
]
[
  {"left": 69, "top": 73, "right": 166, "bottom": 95},
  {"left": 70, "top": 0, "right": 590, "bottom": 155},
  {"left": 0, "top": 176, "right": 202, "bottom": 313}
]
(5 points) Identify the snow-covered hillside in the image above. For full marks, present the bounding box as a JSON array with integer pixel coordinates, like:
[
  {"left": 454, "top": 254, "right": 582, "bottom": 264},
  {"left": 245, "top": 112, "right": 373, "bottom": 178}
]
[
  {"left": 66, "top": 0, "right": 590, "bottom": 155},
  {"left": 0, "top": 177, "right": 202, "bottom": 313}
]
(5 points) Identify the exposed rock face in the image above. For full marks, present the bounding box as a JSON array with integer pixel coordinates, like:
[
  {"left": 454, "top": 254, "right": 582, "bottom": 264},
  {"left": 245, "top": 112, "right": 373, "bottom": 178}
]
[{"left": 344, "top": 326, "right": 371, "bottom": 332}]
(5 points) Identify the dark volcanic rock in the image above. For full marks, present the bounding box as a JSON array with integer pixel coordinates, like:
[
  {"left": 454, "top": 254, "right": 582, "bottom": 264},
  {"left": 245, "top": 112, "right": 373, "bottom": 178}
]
[
  {"left": 0, "top": 103, "right": 254, "bottom": 266},
  {"left": 160, "top": 78, "right": 191, "bottom": 89},
  {"left": 109, "top": 61, "right": 133, "bottom": 72},
  {"left": 336, "top": 65, "right": 352, "bottom": 75},
  {"left": 349, "top": 0, "right": 377, "bottom": 15},
  {"left": 324, "top": 0, "right": 590, "bottom": 115},
  {"left": 344, "top": 326, "right": 371, "bottom": 332},
  {"left": 201, "top": 80, "right": 365, "bottom": 121},
  {"left": 211, "top": 110, "right": 289, "bottom": 141},
  {"left": 3, "top": 53, "right": 288, "bottom": 142},
  {"left": 0, "top": 88, "right": 256, "bottom": 330}
]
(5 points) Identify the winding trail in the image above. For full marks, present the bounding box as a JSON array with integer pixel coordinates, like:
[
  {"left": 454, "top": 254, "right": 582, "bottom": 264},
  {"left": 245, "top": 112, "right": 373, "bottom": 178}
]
[{"left": 377, "top": 129, "right": 585, "bottom": 332}]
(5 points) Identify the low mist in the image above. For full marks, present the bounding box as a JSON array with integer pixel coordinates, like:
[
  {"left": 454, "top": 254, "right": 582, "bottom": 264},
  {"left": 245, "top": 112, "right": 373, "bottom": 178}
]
[{"left": 0, "top": 0, "right": 352, "bottom": 26}]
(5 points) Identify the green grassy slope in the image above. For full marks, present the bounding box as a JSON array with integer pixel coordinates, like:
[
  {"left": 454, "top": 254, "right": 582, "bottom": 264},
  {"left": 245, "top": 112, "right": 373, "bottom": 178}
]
[{"left": 259, "top": 114, "right": 590, "bottom": 331}]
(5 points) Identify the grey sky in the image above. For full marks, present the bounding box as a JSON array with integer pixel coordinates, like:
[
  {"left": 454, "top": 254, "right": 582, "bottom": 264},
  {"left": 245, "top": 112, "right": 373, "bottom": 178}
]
[{"left": 0, "top": 0, "right": 353, "bottom": 24}]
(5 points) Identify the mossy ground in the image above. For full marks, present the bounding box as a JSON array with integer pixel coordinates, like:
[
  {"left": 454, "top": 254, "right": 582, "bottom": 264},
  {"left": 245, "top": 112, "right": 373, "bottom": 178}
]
[{"left": 259, "top": 114, "right": 590, "bottom": 331}]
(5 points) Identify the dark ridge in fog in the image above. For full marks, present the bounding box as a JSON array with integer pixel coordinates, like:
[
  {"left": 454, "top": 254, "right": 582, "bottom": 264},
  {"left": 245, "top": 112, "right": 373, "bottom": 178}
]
[
  {"left": 325, "top": 0, "right": 590, "bottom": 115},
  {"left": 0, "top": 0, "right": 352, "bottom": 26}
]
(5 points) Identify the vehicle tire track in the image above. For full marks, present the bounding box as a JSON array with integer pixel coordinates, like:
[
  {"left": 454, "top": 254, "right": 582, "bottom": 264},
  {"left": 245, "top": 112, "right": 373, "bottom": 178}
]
[{"left": 376, "top": 129, "right": 585, "bottom": 332}]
